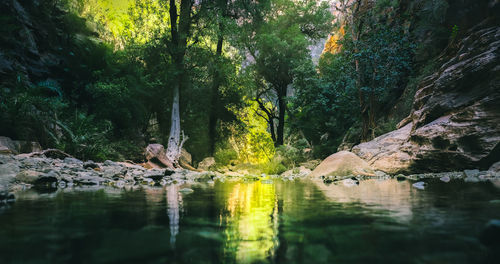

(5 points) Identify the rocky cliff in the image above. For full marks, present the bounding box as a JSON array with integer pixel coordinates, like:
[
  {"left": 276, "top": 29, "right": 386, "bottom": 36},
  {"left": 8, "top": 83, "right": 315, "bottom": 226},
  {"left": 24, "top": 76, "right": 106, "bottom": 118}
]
[{"left": 352, "top": 14, "right": 500, "bottom": 173}]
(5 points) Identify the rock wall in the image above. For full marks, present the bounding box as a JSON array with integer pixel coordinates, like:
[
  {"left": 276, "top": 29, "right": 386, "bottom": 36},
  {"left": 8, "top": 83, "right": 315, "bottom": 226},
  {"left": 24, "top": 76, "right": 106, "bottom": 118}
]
[{"left": 353, "top": 17, "right": 500, "bottom": 174}]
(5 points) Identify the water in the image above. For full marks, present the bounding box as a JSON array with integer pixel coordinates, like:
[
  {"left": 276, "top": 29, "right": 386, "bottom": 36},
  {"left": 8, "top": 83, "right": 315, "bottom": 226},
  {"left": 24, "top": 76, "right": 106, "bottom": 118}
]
[{"left": 1, "top": 178, "right": 499, "bottom": 264}]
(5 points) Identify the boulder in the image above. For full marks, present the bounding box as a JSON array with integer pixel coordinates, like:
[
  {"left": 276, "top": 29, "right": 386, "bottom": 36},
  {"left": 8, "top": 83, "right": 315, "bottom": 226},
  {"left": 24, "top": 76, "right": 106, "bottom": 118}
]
[
  {"left": 0, "top": 161, "right": 20, "bottom": 187},
  {"left": 16, "top": 170, "right": 44, "bottom": 184},
  {"left": 0, "top": 136, "right": 42, "bottom": 155},
  {"left": 198, "top": 157, "right": 216, "bottom": 170},
  {"left": 281, "top": 166, "right": 311, "bottom": 177},
  {"left": 310, "top": 151, "right": 375, "bottom": 178},
  {"left": 352, "top": 124, "right": 413, "bottom": 174},
  {"left": 180, "top": 148, "right": 192, "bottom": 165},
  {"left": 352, "top": 23, "right": 500, "bottom": 174},
  {"left": 145, "top": 144, "right": 173, "bottom": 168},
  {"left": 0, "top": 136, "right": 18, "bottom": 154},
  {"left": 489, "top": 161, "right": 500, "bottom": 174}
]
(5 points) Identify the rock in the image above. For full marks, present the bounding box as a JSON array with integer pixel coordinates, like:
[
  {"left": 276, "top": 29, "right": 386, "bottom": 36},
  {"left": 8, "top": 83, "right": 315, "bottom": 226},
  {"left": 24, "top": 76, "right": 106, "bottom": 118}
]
[
  {"left": 16, "top": 170, "right": 43, "bottom": 184},
  {"left": 300, "top": 159, "right": 322, "bottom": 170},
  {"left": 480, "top": 219, "right": 500, "bottom": 246},
  {"left": 310, "top": 151, "right": 375, "bottom": 178},
  {"left": 0, "top": 136, "right": 18, "bottom": 154},
  {"left": 0, "top": 161, "right": 20, "bottom": 187},
  {"left": 64, "top": 157, "right": 83, "bottom": 164},
  {"left": 281, "top": 166, "right": 311, "bottom": 177},
  {"left": 439, "top": 176, "right": 451, "bottom": 183},
  {"left": 179, "top": 188, "right": 194, "bottom": 194},
  {"left": 352, "top": 124, "right": 413, "bottom": 174},
  {"left": 489, "top": 161, "right": 500, "bottom": 173},
  {"left": 180, "top": 148, "right": 192, "bottom": 165},
  {"left": 164, "top": 169, "right": 175, "bottom": 176},
  {"left": 83, "top": 161, "right": 100, "bottom": 170},
  {"left": 352, "top": 24, "right": 500, "bottom": 174},
  {"left": 145, "top": 144, "right": 173, "bottom": 168},
  {"left": 343, "top": 178, "right": 359, "bottom": 187},
  {"left": 412, "top": 181, "right": 427, "bottom": 190},
  {"left": 0, "top": 136, "right": 42, "bottom": 155},
  {"left": 198, "top": 157, "right": 216, "bottom": 170},
  {"left": 464, "top": 169, "right": 480, "bottom": 178}
]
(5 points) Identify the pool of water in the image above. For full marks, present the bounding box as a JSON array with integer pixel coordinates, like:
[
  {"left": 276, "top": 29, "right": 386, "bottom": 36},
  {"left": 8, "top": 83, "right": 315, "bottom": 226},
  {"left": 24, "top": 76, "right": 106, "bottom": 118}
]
[{"left": 1, "top": 178, "right": 499, "bottom": 263}]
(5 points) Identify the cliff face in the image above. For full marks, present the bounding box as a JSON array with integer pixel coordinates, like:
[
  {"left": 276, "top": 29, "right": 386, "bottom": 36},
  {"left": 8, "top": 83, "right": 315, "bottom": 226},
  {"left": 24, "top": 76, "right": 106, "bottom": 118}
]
[{"left": 352, "top": 5, "right": 500, "bottom": 173}]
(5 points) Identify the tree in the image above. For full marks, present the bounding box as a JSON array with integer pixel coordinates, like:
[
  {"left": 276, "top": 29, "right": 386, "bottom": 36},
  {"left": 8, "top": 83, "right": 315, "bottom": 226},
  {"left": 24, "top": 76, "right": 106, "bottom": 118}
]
[
  {"left": 164, "top": 0, "right": 195, "bottom": 167},
  {"left": 237, "top": 0, "right": 332, "bottom": 146}
]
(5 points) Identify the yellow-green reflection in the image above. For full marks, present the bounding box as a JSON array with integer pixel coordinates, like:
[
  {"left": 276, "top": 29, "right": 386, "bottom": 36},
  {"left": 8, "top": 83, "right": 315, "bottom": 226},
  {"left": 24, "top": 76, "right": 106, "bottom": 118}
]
[{"left": 216, "top": 180, "right": 279, "bottom": 263}]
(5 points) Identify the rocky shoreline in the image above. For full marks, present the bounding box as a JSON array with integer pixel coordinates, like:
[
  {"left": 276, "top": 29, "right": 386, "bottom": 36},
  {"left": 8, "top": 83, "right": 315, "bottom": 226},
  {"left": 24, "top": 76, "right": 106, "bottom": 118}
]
[{"left": 2, "top": 152, "right": 500, "bottom": 205}]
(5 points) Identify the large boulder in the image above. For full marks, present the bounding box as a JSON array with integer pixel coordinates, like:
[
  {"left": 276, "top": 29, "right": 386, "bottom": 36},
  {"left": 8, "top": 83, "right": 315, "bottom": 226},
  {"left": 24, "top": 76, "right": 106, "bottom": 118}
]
[
  {"left": 353, "top": 22, "right": 500, "bottom": 174},
  {"left": 180, "top": 148, "right": 192, "bottom": 165},
  {"left": 145, "top": 144, "right": 173, "bottom": 168},
  {"left": 198, "top": 157, "right": 216, "bottom": 171},
  {"left": 310, "top": 151, "right": 375, "bottom": 178},
  {"left": 0, "top": 136, "right": 42, "bottom": 155}
]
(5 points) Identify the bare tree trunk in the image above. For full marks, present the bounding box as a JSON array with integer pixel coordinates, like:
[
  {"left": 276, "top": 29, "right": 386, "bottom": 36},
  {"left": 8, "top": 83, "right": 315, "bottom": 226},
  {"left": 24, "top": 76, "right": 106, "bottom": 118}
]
[{"left": 166, "top": 82, "right": 181, "bottom": 163}]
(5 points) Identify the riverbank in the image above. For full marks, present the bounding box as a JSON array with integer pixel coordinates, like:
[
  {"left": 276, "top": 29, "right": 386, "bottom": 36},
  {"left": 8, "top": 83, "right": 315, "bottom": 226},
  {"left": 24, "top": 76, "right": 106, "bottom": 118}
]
[{"left": 2, "top": 153, "right": 499, "bottom": 204}]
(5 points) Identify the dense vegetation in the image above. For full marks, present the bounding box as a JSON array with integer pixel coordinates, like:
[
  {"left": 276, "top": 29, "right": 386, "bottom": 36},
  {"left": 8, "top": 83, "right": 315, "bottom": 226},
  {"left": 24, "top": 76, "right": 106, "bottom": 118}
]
[{"left": 0, "top": 0, "right": 459, "bottom": 171}]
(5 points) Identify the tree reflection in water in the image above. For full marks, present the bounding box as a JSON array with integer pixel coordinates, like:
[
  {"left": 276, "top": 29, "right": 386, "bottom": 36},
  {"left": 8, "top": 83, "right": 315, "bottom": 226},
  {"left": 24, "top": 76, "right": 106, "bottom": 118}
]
[
  {"left": 218, "top": 181, "right": 279, "bottom": 263},
  {"left": 166, "top": 184, "right": 182, "bottom": 248}
]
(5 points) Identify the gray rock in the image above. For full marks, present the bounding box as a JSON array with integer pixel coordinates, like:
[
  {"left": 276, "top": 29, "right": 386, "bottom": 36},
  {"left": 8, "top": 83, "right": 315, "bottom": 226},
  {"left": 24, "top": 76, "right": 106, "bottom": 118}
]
[
  {"left": 489, "top": 161, "right": 500, "bottom": 174},
  {"left": 352, "top": 26, "right": 500, "bottom": 174},
  {"left": 16, "top": 170, "right": 44, "bottom": 184},
  {"left": 464, "top": 169, "right": 480, "bottom": 178},
  {"left": 83, "top": 161, "right": 100, "bottom": 170},
  {"left": 179, "top": 188, "right": 194, "bottom": 194},
  {"left": 412, "top": 181, "right": 427, "bottom": 190},
  {"left": 198, "top": 157, "right": 216, "bottom": 170},
  {"left": 64, "top": 157, "right": 83, "bottom": 164},
  {"left": 439, "top": 176, "right": 451, "bottom": 183}
]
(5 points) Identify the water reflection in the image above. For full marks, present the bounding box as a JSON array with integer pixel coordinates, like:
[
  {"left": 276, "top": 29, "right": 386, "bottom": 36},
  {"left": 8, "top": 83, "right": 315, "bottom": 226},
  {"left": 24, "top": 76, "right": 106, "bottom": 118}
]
[
  {"left": 218, "top": 181, "right": 279, "bottom": 263},
  {"left": 311, "top": 178, "right": 414, "bottom": 222},
  {"left": 166, "top": 184, "right": 182, "bottom": 247}
]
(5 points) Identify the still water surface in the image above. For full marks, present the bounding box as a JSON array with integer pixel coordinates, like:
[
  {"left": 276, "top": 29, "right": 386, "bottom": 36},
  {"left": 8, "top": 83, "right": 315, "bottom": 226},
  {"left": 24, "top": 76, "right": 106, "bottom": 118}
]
[{"left": 1, "top": 178, "right": 499, "bottom": 263}]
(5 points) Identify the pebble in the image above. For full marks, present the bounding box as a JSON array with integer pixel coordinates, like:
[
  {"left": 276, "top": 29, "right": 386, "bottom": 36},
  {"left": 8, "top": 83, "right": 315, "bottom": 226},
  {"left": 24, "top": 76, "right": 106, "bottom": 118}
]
[
  {"left": 179, "top": 188, "right": 194, "bottom": 194},
  {"left": 439, "top": 176, "right": 450, "bottom": 183},
  {"left": 412, "top": 181, "right": 427, "bottom": 190}
]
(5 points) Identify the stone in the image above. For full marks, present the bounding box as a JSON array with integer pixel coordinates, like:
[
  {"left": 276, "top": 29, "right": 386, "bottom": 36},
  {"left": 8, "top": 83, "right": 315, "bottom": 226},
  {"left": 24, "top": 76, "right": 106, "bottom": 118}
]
[
  {"left": 352, "top": 25, "right": 500, "bottom": 174},
  {"left": 343, "top": 178, "right": 358, "bottom": 187},
  {"left": 179, "top": 188, "right": 194, "bottom": 194},
  {"left": 198, "top": 157, "right": 216, "bottom": 170},
  {"left": 64, "top": 157, "right": 83, "bottom": 164},
  {"left": 0, "top": 136, "right": 19, "bottom": 154},
  {"left": 412, "top": 181, "right": 427, "bottom": 190},
  {"left": 180, "top": 148, "right": 192, "bottom": 165},
  {"left": 0, "top": 162, "right": 20, "bottom": 187},
  {"left": 439, "top": 176, "right": 451, "bottom": 183},
  {"left": 0, "top": 136, "right": 41, "bottom": 155},
  {"left": 16, "top": 170, "right": 44, "bottom": 184},
  {"left": 489, "top": 161, "right": 500, "bottom": 173},
  {"left": 310, "top": 151, "right": 375, "bottom": 178},
  {"left": 281, "top": 166, "right": 311, "bottom": 177},
  {"left": 299, "top": 159, "right": 322, "bottom": 170},
  {"left": 83, "top": 161, "right": 100, "bottom": 170},
  {"left": 145, "top": 144, "right": 173, "bottom": 168},
  {"left": 464, "top": 169, "right": 480, "bottom": 178}
]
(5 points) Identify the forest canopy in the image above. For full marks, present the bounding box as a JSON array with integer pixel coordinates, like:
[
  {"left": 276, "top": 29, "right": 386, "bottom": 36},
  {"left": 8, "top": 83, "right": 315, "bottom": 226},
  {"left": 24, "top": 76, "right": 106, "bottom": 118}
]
[{"left": 0, "top": 0, "right": 455, "bottom": 172}]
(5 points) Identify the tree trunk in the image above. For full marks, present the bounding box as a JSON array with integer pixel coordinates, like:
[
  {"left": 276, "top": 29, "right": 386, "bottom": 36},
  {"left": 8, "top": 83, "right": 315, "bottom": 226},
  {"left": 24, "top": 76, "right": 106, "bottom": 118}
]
[
  {"left": 166, "top": 81, "right": 181, "bottom": 162},
  {"left": 165, "top": 0, "right": 192, "bottom": 165},
  {"left": 276, "top": 85, "right": 286, "bottom": 146},
  {"left": 208, "top": 33, "right": 224, "bottom": 155}
]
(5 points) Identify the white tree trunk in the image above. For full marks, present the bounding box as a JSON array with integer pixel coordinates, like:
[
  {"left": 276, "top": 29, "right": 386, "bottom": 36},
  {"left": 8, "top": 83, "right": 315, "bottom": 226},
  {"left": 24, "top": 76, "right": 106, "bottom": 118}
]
[{"left": 166, "top": 83, "right": 182, "bottom": 163}]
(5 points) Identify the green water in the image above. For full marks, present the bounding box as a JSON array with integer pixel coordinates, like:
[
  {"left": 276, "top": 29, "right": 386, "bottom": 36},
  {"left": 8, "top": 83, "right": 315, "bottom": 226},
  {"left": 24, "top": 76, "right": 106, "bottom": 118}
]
[{"left": 1, "top": 178, "right": 499, "bottom": 264}]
